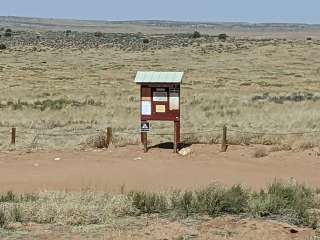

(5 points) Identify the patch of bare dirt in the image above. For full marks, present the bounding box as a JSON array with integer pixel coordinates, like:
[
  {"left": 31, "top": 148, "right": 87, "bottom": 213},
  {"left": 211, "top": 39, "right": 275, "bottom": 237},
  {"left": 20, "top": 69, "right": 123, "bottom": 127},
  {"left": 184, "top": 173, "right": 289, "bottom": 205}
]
[{"left": 0, "top": 216, "right": 315, "bottom": 240}]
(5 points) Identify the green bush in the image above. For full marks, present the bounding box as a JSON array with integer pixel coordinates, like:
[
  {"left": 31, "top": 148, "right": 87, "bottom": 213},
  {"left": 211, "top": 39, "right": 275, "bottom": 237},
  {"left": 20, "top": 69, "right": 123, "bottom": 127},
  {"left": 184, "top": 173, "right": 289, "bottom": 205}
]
[
  {"left": 11, "top": 206, "right": 22, "bottom": 222},
  {"left": 218, "top": 33, "right": 228, "bottom": 41},
  {"left": 0, "top": 182, "right": 317, "bottom": 228},
  {"left": 0, "top": 209, "right": 6, "bottom": 228},
  {"left": 221, "top": 185, "right": 249, "bottom": 214},
  {"left": 191, "top": 31, "right": 201, "bottom": 39},
  {"left": 195, "top": 185, "right": 248, "bottom": 216},
  {"left": 130, "top": 191, "right": 168, "bottom": 214},
  {"left": 65, "top": 29, "right": 72, "bottom": 36},
  {"left": 179, "top": 191, "right": 195, "bottom": 216},
  {"left": 4, "top": 28, "right": 12, "bottom": 37},
  {"left": 142, "top": 38, "right": 150, "bottom": 44},
  {"left": 94, "top": 31, "right": 103, "bottom": 37},
  {"left": 0, "top": 191, "right": 38, "bottom": 203},
  {"left": 250, "top": 181, "right": 316, "bottom": 225},
  {"left": 0, "top": 191, "right": 16, "bottom": 202}
]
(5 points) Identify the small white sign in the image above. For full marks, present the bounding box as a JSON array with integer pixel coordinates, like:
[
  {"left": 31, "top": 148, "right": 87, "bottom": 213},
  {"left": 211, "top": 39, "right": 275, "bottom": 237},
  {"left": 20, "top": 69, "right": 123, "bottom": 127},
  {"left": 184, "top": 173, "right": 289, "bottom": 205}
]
[
  {"left": 141, "top": 101, "right": 151, "bottom": 115},
  {"left": 153, "top": 92, "right": 168, "bottom": 102},
  {"left": 169, "top": 93, "right": 179, "bottom": 110}
]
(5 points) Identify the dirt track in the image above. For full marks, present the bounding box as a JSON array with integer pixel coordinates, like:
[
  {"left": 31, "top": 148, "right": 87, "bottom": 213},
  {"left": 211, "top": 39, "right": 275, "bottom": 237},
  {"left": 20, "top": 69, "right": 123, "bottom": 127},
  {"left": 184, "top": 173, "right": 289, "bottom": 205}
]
[{"left": 0, "top": 144, "right": 319, "bottom": 193}]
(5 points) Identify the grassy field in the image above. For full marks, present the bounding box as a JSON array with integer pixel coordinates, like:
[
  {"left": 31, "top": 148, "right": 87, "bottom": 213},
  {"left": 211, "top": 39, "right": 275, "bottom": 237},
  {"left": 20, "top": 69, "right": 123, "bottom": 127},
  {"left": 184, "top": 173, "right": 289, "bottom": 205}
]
[
  {"left": 1, "top": 31, "right": 320, "bottom": 150},
  {"left": 1, "top": 18, "right": 320, "bottom": 239}
]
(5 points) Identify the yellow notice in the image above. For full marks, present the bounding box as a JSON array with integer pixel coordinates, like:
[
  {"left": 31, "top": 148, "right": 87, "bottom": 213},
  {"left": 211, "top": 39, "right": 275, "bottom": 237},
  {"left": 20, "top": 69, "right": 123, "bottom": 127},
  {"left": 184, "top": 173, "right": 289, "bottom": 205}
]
[{"left": 156, "top": 105, "right": 166, "bottom": 113}]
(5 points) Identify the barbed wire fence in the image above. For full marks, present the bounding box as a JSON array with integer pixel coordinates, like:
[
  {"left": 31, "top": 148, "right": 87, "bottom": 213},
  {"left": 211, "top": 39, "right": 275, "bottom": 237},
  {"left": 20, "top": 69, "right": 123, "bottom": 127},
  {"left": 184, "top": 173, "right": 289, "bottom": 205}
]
[{"left": 1, "top": 125, "right": 320, "bottom": 152}]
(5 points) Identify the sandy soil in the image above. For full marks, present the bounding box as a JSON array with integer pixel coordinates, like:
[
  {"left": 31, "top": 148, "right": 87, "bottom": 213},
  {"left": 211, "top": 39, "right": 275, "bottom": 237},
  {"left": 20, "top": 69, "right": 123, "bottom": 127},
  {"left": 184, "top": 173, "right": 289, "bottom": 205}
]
[
  {"left": 0, "top": 216, "right": 316, "bottom": 240},
  {"left": 0, "top": 144, "right": 319, "bottom": 193}
]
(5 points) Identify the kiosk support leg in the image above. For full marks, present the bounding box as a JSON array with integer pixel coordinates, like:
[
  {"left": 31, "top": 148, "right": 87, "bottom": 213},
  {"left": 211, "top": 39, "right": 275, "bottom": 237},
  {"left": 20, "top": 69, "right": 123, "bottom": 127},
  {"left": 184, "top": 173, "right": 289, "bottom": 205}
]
[
  {"left": 142, "top": 132, "right": 148, "bottom": 153},
  {"left": 173, "top": 121, "right": 180, "bottom": 153}
]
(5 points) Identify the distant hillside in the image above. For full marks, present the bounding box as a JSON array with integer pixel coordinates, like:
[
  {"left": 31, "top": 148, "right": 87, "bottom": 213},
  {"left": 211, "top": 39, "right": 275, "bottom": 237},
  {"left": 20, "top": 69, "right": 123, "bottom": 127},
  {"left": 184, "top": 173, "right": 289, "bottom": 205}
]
[{"left": 1, "top": 16, "right": 320, "bottom": 39}]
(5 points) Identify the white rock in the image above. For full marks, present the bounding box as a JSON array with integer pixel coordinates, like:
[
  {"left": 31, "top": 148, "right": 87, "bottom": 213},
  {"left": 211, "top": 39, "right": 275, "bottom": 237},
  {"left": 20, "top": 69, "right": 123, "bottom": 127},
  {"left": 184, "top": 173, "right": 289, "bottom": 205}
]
[
  {"left": 134, "top": 157, "right": 142, "bottom": 161},
  {"left": 179, "top": 147, "right": 192, "bottom": 156},
  {"left": 54, "top": 157, "right": 61, "bottom": 161}
]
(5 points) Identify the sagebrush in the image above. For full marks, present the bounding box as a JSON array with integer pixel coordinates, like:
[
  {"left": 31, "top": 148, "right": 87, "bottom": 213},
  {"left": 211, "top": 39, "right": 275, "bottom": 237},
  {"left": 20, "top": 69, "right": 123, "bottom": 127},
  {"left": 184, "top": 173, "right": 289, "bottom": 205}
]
[{"left": 0, "top": 181, "right": 318, "bottom": 229}]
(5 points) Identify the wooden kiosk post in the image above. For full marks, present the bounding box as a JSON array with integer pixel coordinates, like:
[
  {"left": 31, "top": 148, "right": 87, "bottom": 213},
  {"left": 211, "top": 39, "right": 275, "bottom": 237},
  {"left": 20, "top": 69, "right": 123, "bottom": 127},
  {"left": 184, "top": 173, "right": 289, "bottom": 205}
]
[{"left": 135, "top": 71, "right": 184, "bottom": 153}]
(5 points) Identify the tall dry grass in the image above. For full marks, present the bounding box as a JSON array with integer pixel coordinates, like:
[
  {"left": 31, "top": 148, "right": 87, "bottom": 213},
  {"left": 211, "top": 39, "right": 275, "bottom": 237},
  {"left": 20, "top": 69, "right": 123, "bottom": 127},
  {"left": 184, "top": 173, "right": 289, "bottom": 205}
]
[{"left": 1, "top": 40, "right": 320, "bottom": 150}]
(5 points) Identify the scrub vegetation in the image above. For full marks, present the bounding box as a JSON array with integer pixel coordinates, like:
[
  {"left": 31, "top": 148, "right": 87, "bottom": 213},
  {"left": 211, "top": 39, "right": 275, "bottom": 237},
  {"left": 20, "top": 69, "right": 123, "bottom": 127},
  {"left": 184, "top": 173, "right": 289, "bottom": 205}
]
[
  {"left": 0, "top": 182, "right": 318, "bottom": 230},
  {"left": 1, "top": 30, "right": 320, "bottom": 150}
]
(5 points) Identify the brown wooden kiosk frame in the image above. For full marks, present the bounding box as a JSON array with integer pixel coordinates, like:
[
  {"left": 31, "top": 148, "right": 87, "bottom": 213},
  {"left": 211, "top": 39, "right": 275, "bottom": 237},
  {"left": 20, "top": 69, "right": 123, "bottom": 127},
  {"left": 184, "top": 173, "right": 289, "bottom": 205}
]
[{"left": 135, "top": 71, "right": 183, "bottom": 153}]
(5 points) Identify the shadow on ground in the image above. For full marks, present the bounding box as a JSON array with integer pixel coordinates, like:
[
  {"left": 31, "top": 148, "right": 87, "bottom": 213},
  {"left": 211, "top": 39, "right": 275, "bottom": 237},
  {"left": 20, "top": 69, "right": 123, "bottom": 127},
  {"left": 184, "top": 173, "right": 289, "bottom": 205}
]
[{"left": 149, "top": 142, "right": 192, "bottom": 150}]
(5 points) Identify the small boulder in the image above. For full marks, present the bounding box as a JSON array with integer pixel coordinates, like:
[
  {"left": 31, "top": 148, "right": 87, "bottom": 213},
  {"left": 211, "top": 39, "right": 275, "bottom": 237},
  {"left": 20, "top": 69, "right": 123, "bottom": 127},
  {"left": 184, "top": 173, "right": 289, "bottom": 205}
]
[{"left": 178, "top": 147, "right": 192, "bottom": 156}]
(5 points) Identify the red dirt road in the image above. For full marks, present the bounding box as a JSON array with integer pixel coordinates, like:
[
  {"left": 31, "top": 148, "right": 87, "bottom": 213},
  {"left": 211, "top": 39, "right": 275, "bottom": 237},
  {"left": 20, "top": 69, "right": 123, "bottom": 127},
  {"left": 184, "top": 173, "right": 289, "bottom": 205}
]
[{"left": 0, "top": 144, "right": 320, "bottom": 193}]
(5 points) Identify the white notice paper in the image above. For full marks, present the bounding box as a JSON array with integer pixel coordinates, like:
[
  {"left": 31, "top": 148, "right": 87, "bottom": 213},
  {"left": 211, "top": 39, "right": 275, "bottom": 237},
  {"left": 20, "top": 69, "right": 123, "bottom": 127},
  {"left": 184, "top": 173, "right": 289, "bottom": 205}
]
[
  {"left": 169, "top": 93, "right": 179, "bottom": 110},
  {"left": 141, "top": 101, "right": 151, "bottom": 115},
  {"left": 153, "top": 92, "right": 168, "bottom": 102}
]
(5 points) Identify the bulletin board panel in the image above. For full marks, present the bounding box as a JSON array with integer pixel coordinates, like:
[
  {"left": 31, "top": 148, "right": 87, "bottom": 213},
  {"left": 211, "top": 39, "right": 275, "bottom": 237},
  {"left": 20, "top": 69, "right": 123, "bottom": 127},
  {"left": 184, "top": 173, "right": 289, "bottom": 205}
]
[{"left": 140, "top": 84, "right": 180, "bottom": 122}]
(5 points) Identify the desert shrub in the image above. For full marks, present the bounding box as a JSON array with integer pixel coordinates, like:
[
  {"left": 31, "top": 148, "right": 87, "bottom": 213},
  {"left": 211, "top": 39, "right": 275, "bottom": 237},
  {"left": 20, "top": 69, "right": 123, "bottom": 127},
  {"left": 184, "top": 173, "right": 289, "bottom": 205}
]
[
  {"left": 306, "top": 37, "right": 312, "bottom": 41},
  {"left": 191, "top": 31, "right": 201, "bottom": 39},
  {"left": 0, "top": 191, "right": 16, "bottom": 202},
  {"left": 169, "top": 185, "right": 249, "bottom": 217},
  {"left": 178, "top": 191, "right": 196, "bottom": 216},
  {"left": 250, "top": 181, "right": 316, "bottom": 225},
  {"left": 252, "top": 92, "right": 320, "bottom": 104},
  {"left": 0, "top": 44, "right": 5, "bottom": 50},
  {"left": 0, "top": 191, "right": 38, "bottom": 203},
  {"left": 94, "top": 31, "right": 103, "bottom": 37},
  {"left": 65, "top": 29, "right": 72, "bottom": 36},
  {"left": 218, "top": 33, "right": 228, "bottom": 41},
  {"left": 0, "top": 183, "right": 317, "bottom": 227},
  {"left": 142, "top": 38, "right": 150, "bottom": 44},
  {"left": 4, "top": 32, "right": 11, "bottom": 37},
  {"left": 129, "top": 191, "right": 168, "bottom": 214},
  {"left": 195, "top": 185, "right": 249, "bottom": 216},
  {"left": 253, "top": 147, "right": 269, "bottom": 158},
  {"left": 0, "top": 209, "right": 6, "bottom": 228},
  {"left": 221, "top": 185, "right": 249, "bottom": 214},
  {"left": 4, "top": 28, "right": 12, "bottom": 37},
  {"left": 10, "top": 206, "right": 22, "bottom": 222}
]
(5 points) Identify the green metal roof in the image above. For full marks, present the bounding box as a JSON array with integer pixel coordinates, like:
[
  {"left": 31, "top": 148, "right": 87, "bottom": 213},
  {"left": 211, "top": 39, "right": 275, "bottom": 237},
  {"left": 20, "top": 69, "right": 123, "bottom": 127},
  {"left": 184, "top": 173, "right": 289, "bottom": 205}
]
[{"left": 135, "top": 71, "right": 184, "bottom": 84}]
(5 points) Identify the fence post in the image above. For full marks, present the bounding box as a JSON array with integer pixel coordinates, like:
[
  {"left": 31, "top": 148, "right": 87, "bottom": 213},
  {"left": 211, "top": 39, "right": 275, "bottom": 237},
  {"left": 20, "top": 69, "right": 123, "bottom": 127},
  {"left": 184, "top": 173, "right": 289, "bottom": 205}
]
[
  {"left": 221, "top": 125, "right": 228, "bottom": 152},
  {"left": 106, "top": 127, "right": 113, "bottom": 148},
  {"left": 11, "top": 127, "right": 16, "bottom": 146}
]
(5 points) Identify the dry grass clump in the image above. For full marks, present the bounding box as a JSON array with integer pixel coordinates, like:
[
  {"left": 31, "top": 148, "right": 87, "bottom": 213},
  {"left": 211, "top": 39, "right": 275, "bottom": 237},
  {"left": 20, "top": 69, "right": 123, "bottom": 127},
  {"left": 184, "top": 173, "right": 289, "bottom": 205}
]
[
  {"left": 0, "top": 191, "right": 135, "bottom": 227},
  {"left": 85, "top": 131, "right": 109, "bottom": 149},
  {"left": 253, "top": 147, "right": 269, "bottom": 158},
  {"left": 1, "top": 181, "right": 317, "bottom": 229}
]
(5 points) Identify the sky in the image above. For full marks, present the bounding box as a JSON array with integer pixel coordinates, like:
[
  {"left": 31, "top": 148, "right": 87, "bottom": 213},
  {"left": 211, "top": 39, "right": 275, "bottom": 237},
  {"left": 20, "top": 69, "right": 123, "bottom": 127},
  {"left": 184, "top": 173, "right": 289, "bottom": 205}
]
[{"left": 1, "top": 0, "right": 320, "bottom": 24}]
